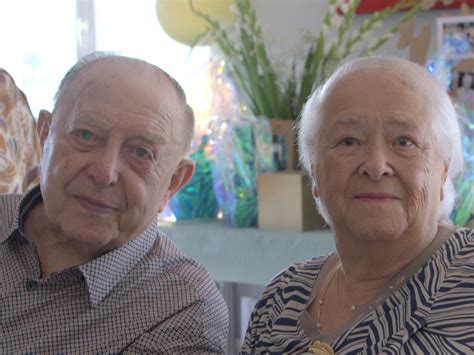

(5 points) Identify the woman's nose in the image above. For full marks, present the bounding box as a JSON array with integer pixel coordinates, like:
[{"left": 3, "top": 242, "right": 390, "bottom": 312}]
[{"left": 357, "top": 145, "right": 395, "bottom": 181}]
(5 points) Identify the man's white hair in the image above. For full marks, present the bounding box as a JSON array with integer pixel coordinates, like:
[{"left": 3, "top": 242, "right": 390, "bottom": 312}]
[{"left": 297, "top": 56, "right": 464, "bottom": 226}]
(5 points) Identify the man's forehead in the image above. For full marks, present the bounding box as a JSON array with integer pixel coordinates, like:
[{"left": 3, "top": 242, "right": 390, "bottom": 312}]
[{"left": 73, "top": 60, "right": 163, "bottom": 92}]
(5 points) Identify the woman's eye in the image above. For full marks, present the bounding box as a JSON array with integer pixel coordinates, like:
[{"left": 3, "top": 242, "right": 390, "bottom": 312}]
[
  {"left": 338, "top": 137, "right": 358, "bottom": 146},
  {"left": 395, "top": 136, "right": 414, "bottom": 147}
]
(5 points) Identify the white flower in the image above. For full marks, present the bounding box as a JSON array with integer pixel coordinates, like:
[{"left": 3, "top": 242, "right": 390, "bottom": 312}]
[
  {"left": 321, "top": 23, "right": 331, "bottom": 37},
  {"left": 328, "top": 5, "right": 336, "bottom": 15},
  {"left": 339, "top": 2, "right": 349, "bottom": 14},
  {"left": 332, "top": 15, "right": 342, "bottom": 28},
  {"left": 228, "top": 4, "right": 238, "bottom": 15}
]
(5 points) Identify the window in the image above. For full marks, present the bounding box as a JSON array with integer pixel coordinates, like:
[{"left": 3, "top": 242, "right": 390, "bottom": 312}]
[
  {"left": 94, "top": 0, "right": 211, "bottom": 123},
  {"left": 0, "top": 0, "right": 77, "bottom": 115}
]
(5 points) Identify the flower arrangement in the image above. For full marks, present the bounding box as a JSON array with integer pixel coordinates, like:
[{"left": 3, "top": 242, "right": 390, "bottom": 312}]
[{"left": 191, "top": 0, "right": 423, "bottom": 120}]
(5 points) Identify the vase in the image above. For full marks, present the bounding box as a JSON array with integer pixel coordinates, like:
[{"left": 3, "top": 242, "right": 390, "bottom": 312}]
[{"left": 269, "top": 118, "right": 298, "bottom": 171}]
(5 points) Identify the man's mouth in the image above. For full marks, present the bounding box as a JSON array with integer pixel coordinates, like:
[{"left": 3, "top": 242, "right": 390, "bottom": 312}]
[{"left": 74, "top": 195, "right": 118, "bottom": 214}]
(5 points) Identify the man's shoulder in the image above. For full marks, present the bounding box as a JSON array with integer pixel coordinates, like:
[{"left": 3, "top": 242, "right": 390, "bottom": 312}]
[
  {"left": 141, "top": 230, "right": 219, "bottom": 299},
  {"left": 0, "top": 193, "right": 22, "bottom": 237}
]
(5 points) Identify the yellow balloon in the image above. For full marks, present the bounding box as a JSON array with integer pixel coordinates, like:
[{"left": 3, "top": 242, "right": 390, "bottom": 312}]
[{"left": 156, "top": 0, "right": 234, "bottom": 46}]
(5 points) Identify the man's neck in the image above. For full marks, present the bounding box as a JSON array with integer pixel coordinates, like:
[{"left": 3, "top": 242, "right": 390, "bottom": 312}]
[{"left": 24, "top": 203, "right": 101, "bottom": 278}]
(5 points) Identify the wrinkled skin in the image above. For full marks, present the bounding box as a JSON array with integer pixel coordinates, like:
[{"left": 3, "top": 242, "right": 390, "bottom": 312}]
[
  {"left": 27, "top": 59, "right": 194, "bottom": 270},
  {"left": 312, "top": 62, "right": 448, "bottom": 259}
]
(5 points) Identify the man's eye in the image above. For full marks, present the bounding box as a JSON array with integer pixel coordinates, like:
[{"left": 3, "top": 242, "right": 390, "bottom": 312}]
[
  {"left": 395, "top": 136, "right": 414, "bottom": 147},
  {"left": 135, "top": 147, "right": 151, "bottom": 159},
  {"left": 78, "top": 130, "right": 94, "bottom": 141},
  {"left": 338, "top": 137, "right": 358, "bottom": 146}
]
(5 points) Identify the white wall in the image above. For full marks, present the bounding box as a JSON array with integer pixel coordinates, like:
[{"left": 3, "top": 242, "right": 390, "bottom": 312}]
[{"left": 250, "top": 0, "right": 461, "bottom": 63}]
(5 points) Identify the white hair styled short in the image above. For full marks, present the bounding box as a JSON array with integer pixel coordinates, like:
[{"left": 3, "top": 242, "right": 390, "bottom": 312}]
[{"left": 297, "top": 57, "right": 464, "bottom": 226}]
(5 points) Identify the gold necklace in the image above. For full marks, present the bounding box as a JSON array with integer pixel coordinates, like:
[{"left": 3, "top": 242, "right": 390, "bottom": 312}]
[
  {"left": 308, "top": 340, "right": 334, "bottom": 355},
  {"left": 316, "top": 263, "right": 367, "bottom": 330},
  {"left": 315, "top": 264, "right": 338, "bottom": 330},
  {"left": 335, "top": 265, "right": 368, "bottom": 312},
  {"left": 311, "top": 266, "right": 337, "bottom": 355}
]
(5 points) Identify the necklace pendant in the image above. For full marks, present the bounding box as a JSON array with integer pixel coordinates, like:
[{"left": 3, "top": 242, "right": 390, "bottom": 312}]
[
  {"left": 350, "top": 305, "right": 356, "bottom": 311},
  {"left": 308, "top": 341, "right": 334, "bottom": 355}
]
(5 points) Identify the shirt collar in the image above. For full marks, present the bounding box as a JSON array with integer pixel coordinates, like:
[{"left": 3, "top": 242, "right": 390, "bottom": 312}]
[
  {"left": 2, "top": 185, "right": 42, "bottom": 243},
  {"left": 79, "top": 218, "right": 159, "bottom": 306},
  {"left": 2, "top": 185, "right": 159, "bottom": 306}
]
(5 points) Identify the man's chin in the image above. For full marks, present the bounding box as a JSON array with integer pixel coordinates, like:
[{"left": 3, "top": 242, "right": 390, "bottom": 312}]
[{"left": 61, "top": 226, "right": 118, "bottom": 253}]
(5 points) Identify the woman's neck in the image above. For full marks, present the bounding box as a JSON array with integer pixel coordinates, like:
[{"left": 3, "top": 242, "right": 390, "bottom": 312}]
[{"left": 334, "top": 223, "right": 440, "bottom": 288}]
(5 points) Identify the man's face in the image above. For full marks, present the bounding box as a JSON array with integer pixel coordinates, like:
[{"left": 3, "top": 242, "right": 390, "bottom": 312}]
[
  {"left": 312, "top": 67, "right": 448, "bottom": 241},
  {"left": 38, "top": 61, "right": 193, "bottom": 252}
]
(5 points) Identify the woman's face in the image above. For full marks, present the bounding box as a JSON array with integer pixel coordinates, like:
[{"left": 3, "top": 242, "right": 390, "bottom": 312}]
[{"left": 312, "top": 69, "right": 448, "bottom": 241}]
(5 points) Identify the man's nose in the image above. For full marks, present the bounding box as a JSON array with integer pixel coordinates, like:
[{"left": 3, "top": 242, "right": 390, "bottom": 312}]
[
  {"left": 87, "top": 146, "right": 120, "bottom": 187},
  {"left": 357, "top": 144, "right": 395, "bottom": 181}
]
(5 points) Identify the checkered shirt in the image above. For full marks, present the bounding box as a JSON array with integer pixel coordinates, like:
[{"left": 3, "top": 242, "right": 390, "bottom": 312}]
[{"left": 0, "top": 186, "right": 228, "bottom": 353}]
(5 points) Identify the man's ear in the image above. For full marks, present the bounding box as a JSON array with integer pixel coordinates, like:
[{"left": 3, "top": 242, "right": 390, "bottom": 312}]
[
  {"left": 37, "top": 110, "right": 52, "bottom": 149},
  {"left": 158, "top": 159, "right": 195, "bottom": 213}
]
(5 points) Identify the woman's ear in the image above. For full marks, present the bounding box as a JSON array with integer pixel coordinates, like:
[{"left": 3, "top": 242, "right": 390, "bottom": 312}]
[
  {"left": 311, "top": 163, "right": 320, "bottom": 198},
  {"left": 440, "top": 160, "right": 449, "bottom": 201},
  {"left": 37, "top": 110, "right": 52, "bottom": 149}
]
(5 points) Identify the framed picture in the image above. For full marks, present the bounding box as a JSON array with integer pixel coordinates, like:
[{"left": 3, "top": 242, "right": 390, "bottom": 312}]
[
  {"left": 437, "top": 15, "right": 474, "bottom": 58},
  {"left": 356, "top": 0, "right": 474, "bottom": 13},
  {"left": 452, "top": 59, "right": 474, "bottom": 109}
]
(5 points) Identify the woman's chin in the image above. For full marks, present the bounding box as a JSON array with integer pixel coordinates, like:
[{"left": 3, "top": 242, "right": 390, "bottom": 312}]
[{"left": 343, "top": 215, "right": 408, "bottom": 243}]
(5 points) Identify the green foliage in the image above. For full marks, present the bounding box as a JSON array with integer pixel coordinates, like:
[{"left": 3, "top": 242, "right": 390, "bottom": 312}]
[{"left": 191, "top": 0, "right": 422, "bottom": 119}]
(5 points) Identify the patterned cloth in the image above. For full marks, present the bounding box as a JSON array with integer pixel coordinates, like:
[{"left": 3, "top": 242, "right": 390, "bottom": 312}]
[
  {"left": 0, "top": 69, "right": 41, "bottom": 193},
  {"left": 241, "top": 227, "right": 474, "bottom": 354},
  {"left": 0, "top": 186, "right": 229, "bottom": 353}
]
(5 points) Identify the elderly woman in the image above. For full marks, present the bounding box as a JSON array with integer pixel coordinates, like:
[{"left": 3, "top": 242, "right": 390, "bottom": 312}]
[{"left": 241, "top": 57, "right": 474, "bottom": 354}]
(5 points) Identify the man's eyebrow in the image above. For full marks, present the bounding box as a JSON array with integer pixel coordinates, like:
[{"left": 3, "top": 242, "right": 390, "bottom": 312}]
[
  {"left": 66, "top": 115, "right": 105, "bottom": 130},
  {"left": 69, "top": 116, "right": 169, "bottom": 145},
  {"left": 129, "top": 133, "right": 168, "bottom": 146}
]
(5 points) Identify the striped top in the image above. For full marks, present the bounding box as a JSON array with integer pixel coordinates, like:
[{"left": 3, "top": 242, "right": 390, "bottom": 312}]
[
  {"left": 241, "top": 227, "right": 474, "bottom": 354},
  {"left": 1, "top": 187, "right": 229, "bottom": 353}
]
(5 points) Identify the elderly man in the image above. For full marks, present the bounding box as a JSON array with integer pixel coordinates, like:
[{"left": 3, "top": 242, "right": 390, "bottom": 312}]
[{"left": 1, "top": 53, "right": 228, "bottom": 352}]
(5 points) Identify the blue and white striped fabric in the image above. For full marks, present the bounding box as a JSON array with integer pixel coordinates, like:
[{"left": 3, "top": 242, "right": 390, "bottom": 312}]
[{"left": 241, "top": 228, "right": 474, "bottom": 354}]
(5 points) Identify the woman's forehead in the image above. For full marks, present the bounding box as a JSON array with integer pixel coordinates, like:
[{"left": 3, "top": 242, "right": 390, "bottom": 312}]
[{"left": 319, "top": 67, "right": 435, "bottom": 127}]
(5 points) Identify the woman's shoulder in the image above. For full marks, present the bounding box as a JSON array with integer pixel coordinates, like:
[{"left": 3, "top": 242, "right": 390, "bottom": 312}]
[
  {"left": 448, "top": 226, "right": 474, "bottom": 253},
  {"left": 269, "top": 254, "right": 330, "bottom": 290},
  {"left": 251, "top": 254, "right": 331, "bottom": 313},
  {"left": 241, "top": 255, "right": 332, "bottom": 353}
]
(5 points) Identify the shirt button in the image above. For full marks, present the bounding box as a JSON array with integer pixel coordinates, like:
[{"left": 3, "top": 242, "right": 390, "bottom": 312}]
[{"left": 25, "top": 280, "right": 38, "bottom": 291}]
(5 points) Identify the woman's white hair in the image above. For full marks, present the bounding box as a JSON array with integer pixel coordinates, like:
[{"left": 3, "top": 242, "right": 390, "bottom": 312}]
[{"left": 297, "top": 56, "right": 464, "bottom": 226}]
